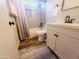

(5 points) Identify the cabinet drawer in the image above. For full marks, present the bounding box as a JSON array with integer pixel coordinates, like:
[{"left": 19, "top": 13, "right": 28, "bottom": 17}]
[{"left": 48, "top": 25, "right": 79, "bottom": 40}]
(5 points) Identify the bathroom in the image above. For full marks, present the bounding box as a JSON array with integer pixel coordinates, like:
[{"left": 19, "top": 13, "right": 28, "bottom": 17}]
[
  {"left": 0, "top": 0, "right": 79, "bottom": 59},
  {"left": 18, "top": 0, "right": 51, "bottom": 59},
  {"left": 19, "top": 0, "right": 79, "bottom": 59},
  {"left": 17, "top": 0, "right": 64, "bottom": 59}
]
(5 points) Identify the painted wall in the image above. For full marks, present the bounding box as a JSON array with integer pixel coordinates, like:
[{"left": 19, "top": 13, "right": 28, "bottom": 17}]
[
  {"left": 46, "top": 0, "right": 62, "bottom": 23},
  {"left": 40, "top": 1, "right": 46, "bottom": 25},
  {"left": 24, "top": 0, "right": 41, "bottom": 28},
  {"left": 46, "top": 0, "right": 79, "bottom": 24},
  {"left": 24, "top": 0, "right": 46, "bottom": 28},
  {"left": 27, "top": 8, "right": 41, "bottom": 28},
  {"left": 59, "top": 7, "right": 79, "bottom": 24}
]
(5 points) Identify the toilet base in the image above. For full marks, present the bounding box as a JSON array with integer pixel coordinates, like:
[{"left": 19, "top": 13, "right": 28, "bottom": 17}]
[
  {"left": 38, "top": 36, "right": 44, "bottom": 41},
  {"left": 38, "top": 33, "right": 47, "bottom": 42}
]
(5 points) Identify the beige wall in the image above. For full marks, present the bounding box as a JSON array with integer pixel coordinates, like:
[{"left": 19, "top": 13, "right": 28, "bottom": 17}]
[
  {"left": 59, "top": 7, "right": 79, "bottom": 24},
  {"left": 27, "top": 8, "right": 41, "bottom": 28},
  {"left": 24, "top": 0, "right": 41, "bottom": 28},
  {"left": 46, "top": 0, "right": 62, "bottom": 22},
  {"left": 46, "top": 0, "right": 79, "bottom": 24},
  {"left": 40, "top": 5, "right": 46, "bottom": 25}
]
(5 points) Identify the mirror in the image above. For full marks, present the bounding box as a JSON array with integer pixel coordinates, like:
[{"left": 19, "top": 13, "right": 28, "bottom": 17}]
[{"left": 62, "top": 0, "right": 79, "bottom": 10}]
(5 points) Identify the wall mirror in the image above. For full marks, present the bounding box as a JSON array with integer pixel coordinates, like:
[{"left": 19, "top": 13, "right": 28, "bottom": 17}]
[{"left": 62, "top": 0, "right": 79, "bottom": 10}]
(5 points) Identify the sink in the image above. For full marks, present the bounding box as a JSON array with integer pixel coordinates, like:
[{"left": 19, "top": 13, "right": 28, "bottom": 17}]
[{"left": 47, "top": 22, "right": 79, "bottom": 30}]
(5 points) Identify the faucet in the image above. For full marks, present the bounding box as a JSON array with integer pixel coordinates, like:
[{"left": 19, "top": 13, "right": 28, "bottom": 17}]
[{"left": 64, "top": 15, "right": 76, "bottom": 23}]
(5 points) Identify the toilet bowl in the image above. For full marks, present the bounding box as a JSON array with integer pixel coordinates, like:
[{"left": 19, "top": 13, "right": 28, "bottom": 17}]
[{"left": 36, "top": 26, "right": 47, "bottom": 41}]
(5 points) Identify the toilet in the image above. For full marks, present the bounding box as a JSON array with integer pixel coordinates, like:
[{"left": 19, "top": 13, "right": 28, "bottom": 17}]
[{"left": 36, "top": 26, "right": 47, "bottom": 41}]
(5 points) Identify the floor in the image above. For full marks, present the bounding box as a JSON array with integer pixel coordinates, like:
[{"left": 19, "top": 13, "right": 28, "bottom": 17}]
[
  {"left": 19, "top": 35, "right": 58, "bottom": 59},
  {"left": 19, "top": 35, "right": 38, "bottom": 50}
]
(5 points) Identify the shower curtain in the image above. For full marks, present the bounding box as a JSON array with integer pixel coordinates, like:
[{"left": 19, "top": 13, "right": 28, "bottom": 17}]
[
  {"left": 6, "top": 0, "right": 30, "bottom": 40},
  {"left": 15, "top": 0, "right": 30, "bottom": 40}
]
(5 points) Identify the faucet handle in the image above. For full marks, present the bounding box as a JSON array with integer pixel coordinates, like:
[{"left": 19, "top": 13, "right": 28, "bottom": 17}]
[
  {"left": 71, "top": 18, "right": 76, "bottom": 20},
  {"left": 69, "top": 18, "right": 76, "bottom": 23}
]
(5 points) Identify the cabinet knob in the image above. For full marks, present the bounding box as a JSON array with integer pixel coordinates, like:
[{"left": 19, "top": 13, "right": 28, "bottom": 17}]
[
  {"left": 9, "top": 21, "right": 15, "bottom": 26},
  {"left": 54, "top": 34, "right": 59, "bottom": 37}
]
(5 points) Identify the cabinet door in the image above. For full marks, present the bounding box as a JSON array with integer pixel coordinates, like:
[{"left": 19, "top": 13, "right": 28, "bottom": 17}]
[
  {"left": 0, "top": 0, "right": 19, "bottom": 59},
  {"left": 55, "top": 33, "right": 79, "bottom": 59},
  {"left": 47, "top": 26, "right": 56, "bottom": 51}
]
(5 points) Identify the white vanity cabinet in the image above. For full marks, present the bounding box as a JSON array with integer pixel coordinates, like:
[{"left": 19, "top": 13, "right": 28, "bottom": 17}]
[
  {"left": 47, "top": 24, "right": 79, "bottom": 59},
  {"left": 55, "top": 33, "right": 79, "bottom": 59}
]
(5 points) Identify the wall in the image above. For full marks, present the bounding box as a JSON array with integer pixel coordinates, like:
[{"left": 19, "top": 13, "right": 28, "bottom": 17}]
[
  {"left": 59, "top": 7, "right": 79, "bottom": 24},
  {"left": 46, "top": 0, "right": 62, "bottom": 23},
  {"left": 24, "top": 0, "right": 41, "bottom": 28},
  {"left": 40, "top": 1, "right": 46, "bottom": 25},
  {"left": 46, "top": 0, "right": 79, "bottom": 24},
  {"left": 27, "top": 8, "right": 41, "bottom": 28}
]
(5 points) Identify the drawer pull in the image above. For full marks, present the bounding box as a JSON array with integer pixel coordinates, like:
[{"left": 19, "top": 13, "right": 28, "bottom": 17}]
[
  {"left": 54, "top": 34, "right": 59, "bottom": 37},
  {"left": 9, "top": 21, "right": 15, "bottom": 26}
]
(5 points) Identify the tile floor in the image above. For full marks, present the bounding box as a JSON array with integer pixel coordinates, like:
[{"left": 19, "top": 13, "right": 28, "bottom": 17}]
[
  {"left": 19, "top": 43, "right": 58, "bottom": 59},
  {"left": 19, "top": 35, "right": 58, "bottom": 59}
]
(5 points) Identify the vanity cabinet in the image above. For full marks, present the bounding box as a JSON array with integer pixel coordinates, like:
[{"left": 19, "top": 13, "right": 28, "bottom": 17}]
[
  {"left": 55, "top": 33, "right": 79, "bottom": 59},
  {"left": 47, "top": 24, "right": 79, "bottom": 59}
]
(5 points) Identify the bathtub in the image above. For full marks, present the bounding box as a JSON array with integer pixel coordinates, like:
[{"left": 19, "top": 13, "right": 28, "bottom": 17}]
[{"left": 29, "top": 26, "right": 47, "bottom": 39}]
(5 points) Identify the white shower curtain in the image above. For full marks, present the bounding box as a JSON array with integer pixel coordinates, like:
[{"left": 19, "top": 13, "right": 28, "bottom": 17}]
[{"left": 14, "top": 0, "right": 30, "bottom": 40}]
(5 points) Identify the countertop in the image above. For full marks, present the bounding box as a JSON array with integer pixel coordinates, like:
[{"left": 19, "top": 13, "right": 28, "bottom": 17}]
[{"left": 47, "top": 22, "right": 79, "bottom": 30}]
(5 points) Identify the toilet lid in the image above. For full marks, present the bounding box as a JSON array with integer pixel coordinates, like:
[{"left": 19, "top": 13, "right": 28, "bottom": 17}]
[{"left": 36, "top": 30, "right": 47, "bottom": 35}]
